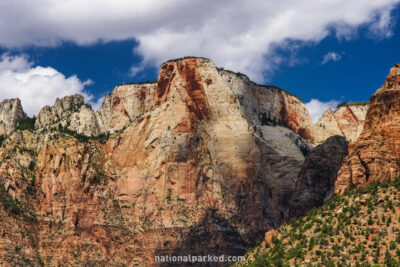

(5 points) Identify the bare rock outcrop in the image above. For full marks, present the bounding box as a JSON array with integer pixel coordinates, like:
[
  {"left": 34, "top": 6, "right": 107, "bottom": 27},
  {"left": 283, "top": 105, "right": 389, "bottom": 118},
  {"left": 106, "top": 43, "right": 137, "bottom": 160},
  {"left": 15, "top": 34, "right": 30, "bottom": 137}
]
[
  {"left": 35, "top": 94, "right": 101, "bottom": 136},
  {"left": 0, "top": 98, "right": 26, "bottom": 135},
  {"left": 289, "top": 136, "right": 348, "bottom": 218},
  {"left": 0, "top": 57, "right": 316, "bottom": 266},
  {"left": 314, "top": 103, "right": 368, "bottom": 143},
  {"left": 217, "top": 69, "right": 315, "bottom": 141},
  {"left": 335, "top": 63, "right": 400, "bottom": 194},
  {"left": 95, "top": 82, "right": 157, "bottom": 133}
]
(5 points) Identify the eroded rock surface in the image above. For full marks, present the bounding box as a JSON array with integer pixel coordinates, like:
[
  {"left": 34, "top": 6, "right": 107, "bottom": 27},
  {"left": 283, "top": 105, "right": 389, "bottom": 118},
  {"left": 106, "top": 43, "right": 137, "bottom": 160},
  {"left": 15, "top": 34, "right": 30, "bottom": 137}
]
[
  {"left": 335, "top": 63, "right": 400, "bottom": 194},
  {"left": 35, "top": 94, "right": 102, "bottom": 136},
  {"left": 1, "top": 57, "right": 378, "bottom": 266},
  {"left": 314, "top": 104, "right": 368, "bottom": 143},
  {"left": 289, "top": 136, "right": 348, "bottom": 218},
  {"left": 0, "top": 57, "right": 317, "bottom": 266},
  {"left": 0, "top": 98, "right": 26, "bottom": 135}
]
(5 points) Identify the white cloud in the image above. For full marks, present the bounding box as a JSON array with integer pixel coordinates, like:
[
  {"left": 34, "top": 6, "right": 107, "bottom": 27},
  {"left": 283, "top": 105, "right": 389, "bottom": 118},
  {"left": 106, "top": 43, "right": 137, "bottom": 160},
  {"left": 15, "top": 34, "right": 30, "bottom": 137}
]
[
  {"left": 322, "top": 52, "right": 342, "bottom": 65},
  {"left": 305, "top": 99, "right": 340, "bottom": 123},
  {"left": 90, "top": 96, "right": 104, "bottom": 111},
  {"left": 0, "top": 54, "right": 96, "bottom": 116},
  {"left": 0, "top": 1, "right": 399, "bottom": 81}
]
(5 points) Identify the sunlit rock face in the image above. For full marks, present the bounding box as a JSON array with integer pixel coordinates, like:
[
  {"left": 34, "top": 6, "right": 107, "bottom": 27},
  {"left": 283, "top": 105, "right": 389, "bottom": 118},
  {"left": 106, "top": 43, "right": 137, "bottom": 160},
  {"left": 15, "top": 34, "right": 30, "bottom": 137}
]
[
  {"left": 314, "top": 104, "right": 368, "bottom": 143},
  {"left": 0, "top": 98, "right": 26, "bottom": 135},
  {"left": 336, "top": 63, "right": 400, "bottom": 195},
  {"left": 2, "top": 57, "right": 361, "bottom": 266}
]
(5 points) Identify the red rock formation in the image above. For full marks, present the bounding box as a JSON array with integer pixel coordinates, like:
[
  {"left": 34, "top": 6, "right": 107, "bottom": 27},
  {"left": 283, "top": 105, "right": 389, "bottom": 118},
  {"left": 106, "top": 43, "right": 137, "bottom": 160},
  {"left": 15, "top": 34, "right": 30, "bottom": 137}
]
[
  {"left": 335, "top": 63, "right": 400, "bottom": 194},
  {"left": 0, "top": 57, "right": 318, "bottom": 266}
]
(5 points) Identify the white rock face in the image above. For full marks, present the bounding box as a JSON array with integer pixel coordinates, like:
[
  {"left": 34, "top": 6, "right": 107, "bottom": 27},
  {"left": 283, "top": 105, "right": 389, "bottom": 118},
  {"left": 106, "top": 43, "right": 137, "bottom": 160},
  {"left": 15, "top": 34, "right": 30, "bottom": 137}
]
[
  {"left": 215, "top": 69, "right": 315, "bottom": 141},
  {"left": 35, "top": 94, "right": 102, "bottom": 136},
  {"left": 95, "top": 83, "right": 156, "bottom": 134},
  {"left": 32, "top": 58, "right": 367, "bottom": 146},
  {"left": 69, "top": 105, "right": 102, "bottom": 136},
  {"left": 35, "top": 94, "right": 84, "bottom": 128},
  {"left": 0, "top": 98, "right": 26, "bottom": 135},
  {"left": 314, "top": 104, "right": 369, "bottom": 143}
]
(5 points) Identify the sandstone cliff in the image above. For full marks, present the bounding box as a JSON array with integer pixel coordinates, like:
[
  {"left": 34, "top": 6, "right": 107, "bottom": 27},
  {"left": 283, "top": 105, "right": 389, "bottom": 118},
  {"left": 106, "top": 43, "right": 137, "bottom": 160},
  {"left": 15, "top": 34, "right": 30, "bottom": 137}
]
[
  {"left": 1, "top": 56, "right": 378, "bottom": 266},
  {"left": 95, "top": 82, "right": 157, "bottom": 134},
  {"left": 335, "top": 63, "right": 400, "bottom": 194},
  {"left": 0, "top": 98, "right": 26, "bottom": 135},
  {"left": 314, "top": 103, "right": 368, "bottom": 143},
  {"left": 0, "top": 57, "right": 320, "bottom": 266}
]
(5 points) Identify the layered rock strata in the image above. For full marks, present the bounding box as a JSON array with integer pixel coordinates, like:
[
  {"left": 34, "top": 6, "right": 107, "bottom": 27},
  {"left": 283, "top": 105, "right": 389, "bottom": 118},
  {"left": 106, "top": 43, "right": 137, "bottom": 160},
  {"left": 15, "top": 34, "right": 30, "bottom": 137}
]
[
  {"left": 314, "top": 103, "right": 368, "bottom": 143},
  {"left": 335, "top": 63, "right": 400, "bottom": 194},
  {"left": 0, "top": 57, "right": 316, "bottom": 266},
  {"left": 0, "top": 98, "right": 26, "bottom": 135}
]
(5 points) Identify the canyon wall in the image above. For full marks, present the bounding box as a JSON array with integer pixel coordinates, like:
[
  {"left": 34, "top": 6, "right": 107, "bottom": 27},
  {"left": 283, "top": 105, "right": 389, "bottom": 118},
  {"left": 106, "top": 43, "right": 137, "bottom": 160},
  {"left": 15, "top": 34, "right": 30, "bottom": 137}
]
[
  {"left": 0, "top": 57, "right": 316, "bottom": 266},
  {"left": 335, "top": 63, "right": 400, "bottom": 194},
  {"left": 0, "top": 56, "right": 379, "bottom": 266},
  {"left": 314, "top": 103, "right": 368, "bottom": 143}
]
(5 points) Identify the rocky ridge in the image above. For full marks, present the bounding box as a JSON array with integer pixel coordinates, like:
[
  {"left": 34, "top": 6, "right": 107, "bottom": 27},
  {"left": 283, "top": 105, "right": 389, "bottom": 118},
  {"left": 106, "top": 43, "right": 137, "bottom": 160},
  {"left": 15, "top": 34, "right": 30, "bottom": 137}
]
[
  {"left": 0, "top": 57, "right": 377, "bottom": 266},
  {"left": 314, "top": 103, "right": 369, "bottom": 143},
  {"left": 0, "top": 98, "right": 26, "bottom": 136},
  {"left": 335, "top": 63, "right": 400, "bottom": 194},
  {"left": 32, "top": 64, "right": 368, "bottom": 146},
  {"left": 0, "top": 57, "right": 319, "bottom": 266}
]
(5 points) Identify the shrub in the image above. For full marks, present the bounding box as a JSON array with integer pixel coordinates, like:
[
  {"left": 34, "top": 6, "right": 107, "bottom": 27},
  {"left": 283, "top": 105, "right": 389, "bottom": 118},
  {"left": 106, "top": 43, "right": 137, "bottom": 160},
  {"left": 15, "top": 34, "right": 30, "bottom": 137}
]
[
  {"left": 17, "top": 116, "right": 36, "bottom": 131},
  {"left": 336, "top": 101, "right": 369, "bottom": 109},
  {"left": 0, "top": 184, "right": 23, "bottom": 215},
  {"left": 28, "top": 161, "right": 36, "bottom": 171},
  {"left": 0, "top": 135, "right": 5, "bottom": 146}
]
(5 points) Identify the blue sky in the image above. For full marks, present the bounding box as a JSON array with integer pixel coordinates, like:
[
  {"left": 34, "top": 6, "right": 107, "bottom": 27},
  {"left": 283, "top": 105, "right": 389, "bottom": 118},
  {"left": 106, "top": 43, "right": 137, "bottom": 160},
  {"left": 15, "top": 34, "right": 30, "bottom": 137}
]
[{"left": 0, "top": 0, "right": 399, "bottom": 121}]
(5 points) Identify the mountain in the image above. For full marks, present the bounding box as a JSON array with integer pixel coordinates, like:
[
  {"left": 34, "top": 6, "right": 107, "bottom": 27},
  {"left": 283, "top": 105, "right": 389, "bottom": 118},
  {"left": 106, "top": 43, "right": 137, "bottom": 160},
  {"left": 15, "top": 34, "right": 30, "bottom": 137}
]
[
  {"left": 336, "top": 63, "right": 400, "bottom": 195},
  {"left": 314, "top": 102, "right": 368, "bottom": 143},
  {"left": 0, "top": 56, "right": 378, "bottom": 266},
  {"left": 289, "top": 136, "right": 349, "bottom": 218},
  {"left": 0, "top": 98, "right": 26, "bottom": 135},
  {"left": 238, "top": 62, "right": 400, "bottom": 267},
  {"left": 0, "top": 57, "right": 328, "bottom": 266}
]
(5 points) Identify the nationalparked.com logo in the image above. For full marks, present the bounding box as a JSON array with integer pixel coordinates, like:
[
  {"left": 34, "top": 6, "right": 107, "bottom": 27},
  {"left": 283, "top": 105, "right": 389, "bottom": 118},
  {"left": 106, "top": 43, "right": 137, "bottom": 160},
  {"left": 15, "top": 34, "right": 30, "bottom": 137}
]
[{"left": 154, "top": 254, "right": 245, "bottom": 263}]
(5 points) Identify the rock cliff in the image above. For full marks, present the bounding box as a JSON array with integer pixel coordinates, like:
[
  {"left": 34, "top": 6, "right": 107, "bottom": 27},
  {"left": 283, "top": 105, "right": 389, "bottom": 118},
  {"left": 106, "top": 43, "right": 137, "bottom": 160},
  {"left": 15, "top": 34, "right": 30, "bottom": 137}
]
[
  {"left": 335, "top": 63, "right": 400, "bottom": 194},
  {"left": 0, "top": 57, "right": 377, "bottom": 266},
  {"left": 314, "top": 103, "right": 368, "bottom": 143},
  {"left": 0, "top": 57, "right": 320, "bottom": 266},
  {"left": 95, "top": 82, "right": 157, "bottom": 134},
  {"left": 0, "top": 98, "right": 26, "bottom": 135},
  {"left": 289, "top": 136, "right": 348, "bottom": 218},
  {"left": 35, "top": 94, "right": 101, "bottom": 136}
]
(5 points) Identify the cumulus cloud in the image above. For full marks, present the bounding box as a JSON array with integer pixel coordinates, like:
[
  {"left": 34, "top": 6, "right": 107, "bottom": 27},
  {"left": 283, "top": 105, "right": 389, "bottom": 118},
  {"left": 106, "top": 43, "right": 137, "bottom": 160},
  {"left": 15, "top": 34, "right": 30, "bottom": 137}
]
[
  {"left": 305, "top": 99, "right": 340, "bottom": 123},
  {"left": 0, "top": 1, "right": 399, "bottom": 81},
  {"left": 0, "top": 54, "right": 96, "bottom": 116},
  {"left": 322, "top": 52, "right": 342, "bottom": 65}
]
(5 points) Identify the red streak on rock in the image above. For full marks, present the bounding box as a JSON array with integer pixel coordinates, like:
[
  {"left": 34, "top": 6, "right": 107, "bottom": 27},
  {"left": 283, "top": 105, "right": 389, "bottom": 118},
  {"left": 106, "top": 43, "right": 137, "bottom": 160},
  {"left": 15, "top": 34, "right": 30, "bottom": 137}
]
[
  {"left": 112, "top": 96, "right": 121, "bottom": 107},
  {"left": 156, "top": 64, "right": 175, "bottom": 102},
  {"left": 177, "top": 59, "right": 211, "bottom": 121}
]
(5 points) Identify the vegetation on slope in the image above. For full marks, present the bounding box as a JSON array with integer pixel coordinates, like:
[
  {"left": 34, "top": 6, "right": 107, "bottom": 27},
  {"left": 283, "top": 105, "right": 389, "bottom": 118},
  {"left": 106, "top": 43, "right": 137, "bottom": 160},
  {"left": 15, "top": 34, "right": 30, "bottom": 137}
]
[
  {"left": 58, "top": 126, "right": 110, "bottom": 144},
  {"left": 238, "top": 180, "right": 400, "bottom": 266},
  {"left": 17, "top": 116, "right": 36, "bottom": 131},
  {"left": 336, "top": 101, "right": 369, "bottom": 109}
]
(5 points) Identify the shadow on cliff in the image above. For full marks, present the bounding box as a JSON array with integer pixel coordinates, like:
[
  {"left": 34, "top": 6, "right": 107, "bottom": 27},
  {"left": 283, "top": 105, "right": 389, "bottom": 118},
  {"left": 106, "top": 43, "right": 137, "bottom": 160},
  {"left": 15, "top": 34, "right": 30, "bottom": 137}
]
[{"left": 155, "top": 208, "right": 249, "bottom": 267}]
